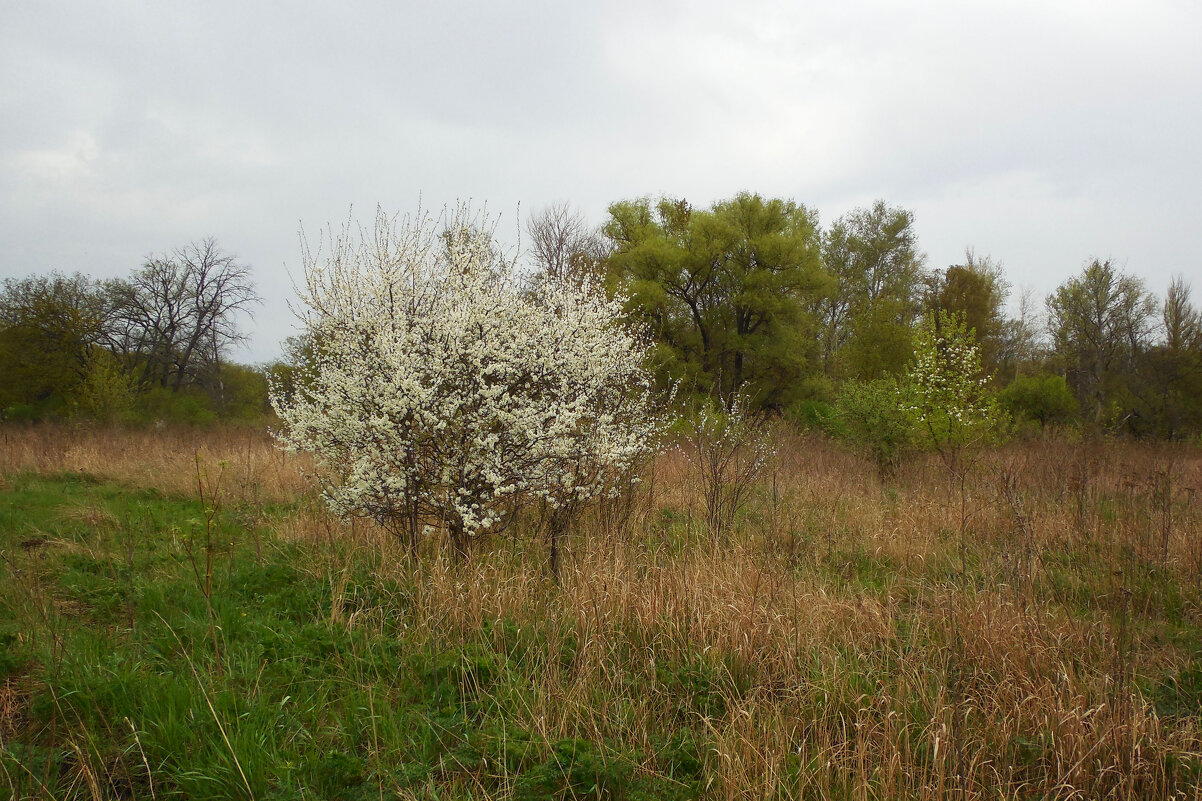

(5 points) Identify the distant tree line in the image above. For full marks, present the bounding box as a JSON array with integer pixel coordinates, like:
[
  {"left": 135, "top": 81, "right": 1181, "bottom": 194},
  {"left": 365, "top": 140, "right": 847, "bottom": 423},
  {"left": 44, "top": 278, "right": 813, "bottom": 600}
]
[
  {"left": 529, "top": 193, "right": 1202, "bottom": 439},
  {"left": 0, "top": 239, "right": 266, "bottom": 424},
  {"left": 5, "top": 196, "right": 1200, "bottom": 439}
]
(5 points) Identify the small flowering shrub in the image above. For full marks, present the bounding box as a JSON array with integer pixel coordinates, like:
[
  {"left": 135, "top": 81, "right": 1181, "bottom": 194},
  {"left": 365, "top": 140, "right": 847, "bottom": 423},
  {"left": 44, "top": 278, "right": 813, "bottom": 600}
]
[
  {"left": 682, "top": 396, "right": 773, "bottom": 540},
  {"left": 905, "top": 310, "right": 1000, "bottom": 459},
  {"left": 905, "top": 310, "right": 1001, "bottom": 573},
  {"left": 271, "top": 206, "right": 662, "bottom": 562}
]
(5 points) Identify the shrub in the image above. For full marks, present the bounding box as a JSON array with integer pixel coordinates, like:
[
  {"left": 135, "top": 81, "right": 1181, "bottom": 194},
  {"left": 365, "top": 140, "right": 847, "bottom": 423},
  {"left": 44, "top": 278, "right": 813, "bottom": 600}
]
[
  {"left": 271, "top": 206, "right": 663, "bottom": 568},
  {"left": 834, "top": 377, "right": 914, "bottom": 479},
  {"left": 132, "top": 386, "right": 217, "bottom": 425},
  {"left": 905, "top": 310, "right": 1000, "bottom": 458},
  {"left": 68, "top": 350, "right": 136, "bottom": 424},
  {"left": 1000, "top": 372, "right": 1078, "bottom": 432},
  {"left": 787, "top": 398, "right": 842, "bottom": 435},
  {"left": 682, "top": 396, "right": 772, "bottom": 539}
]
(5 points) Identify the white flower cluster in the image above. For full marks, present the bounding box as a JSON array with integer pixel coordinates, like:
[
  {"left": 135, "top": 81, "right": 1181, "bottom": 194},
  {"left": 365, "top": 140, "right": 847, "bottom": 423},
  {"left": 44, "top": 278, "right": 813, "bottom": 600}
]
[
  {"left": 685, "top": 395, "right": 773, "bottom": 478},
  {"left": 903, "top": 311, "right": 996, "bottom": 446},
  {"left": 270, "top": 206, "right": 663, "bottom": 547}
]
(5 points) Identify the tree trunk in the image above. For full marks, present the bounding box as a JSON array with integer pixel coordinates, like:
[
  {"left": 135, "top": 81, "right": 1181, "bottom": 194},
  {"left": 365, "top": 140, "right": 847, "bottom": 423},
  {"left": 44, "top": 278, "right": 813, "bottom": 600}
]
[
  {"left": 448, "top": 518, "right": 468, "bottom": 562},
  {"left": 407, "top": 500, "right": 420, "bottom": 557},
  {"left": 548, "top": 506, "right": 573, "bottom": 583}
]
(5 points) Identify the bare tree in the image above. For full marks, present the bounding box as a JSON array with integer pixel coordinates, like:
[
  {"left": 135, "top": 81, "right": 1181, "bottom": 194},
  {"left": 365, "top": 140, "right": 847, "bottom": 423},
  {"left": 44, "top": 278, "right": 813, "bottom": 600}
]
[
  {"left": 1164, "top": 275, "right": 1202, "bottom": 353},
  {"left": 997, "top": 285, "right": 1044, "bottom": 381},
  {"left": 104, "top": 239, "right": 260, "bottom": 391},
  {"left": 525, "top": 201, "right": 608, "bottom": 286},
  {"left": 104, "top": 257, "right": 188, "bottom": 387},
  {"left": 172, "top": 239, "right": 260, "bottom": 390}
]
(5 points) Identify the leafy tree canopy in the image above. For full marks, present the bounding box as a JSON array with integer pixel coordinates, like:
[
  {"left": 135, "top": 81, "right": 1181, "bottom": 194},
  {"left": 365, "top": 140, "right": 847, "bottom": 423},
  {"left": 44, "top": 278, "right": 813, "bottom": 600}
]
[
  {"left": 816, "top": 200, "right": 926, "bottom": 380},
  {"left": 604, "top": 192, "right": 828, "bottom": 411}
]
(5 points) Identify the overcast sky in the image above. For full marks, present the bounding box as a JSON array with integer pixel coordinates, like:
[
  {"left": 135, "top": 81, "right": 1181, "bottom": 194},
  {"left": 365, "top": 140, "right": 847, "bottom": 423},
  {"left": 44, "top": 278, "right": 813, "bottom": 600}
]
[{"left": 3, "top": 0, "right": 1199, "bottom": 363}]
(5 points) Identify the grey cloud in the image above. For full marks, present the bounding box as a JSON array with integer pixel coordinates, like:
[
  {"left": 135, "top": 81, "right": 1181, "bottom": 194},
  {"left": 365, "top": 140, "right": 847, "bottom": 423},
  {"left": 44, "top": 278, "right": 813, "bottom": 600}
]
[{"left": 3, "top": 0, "right": 1199, "bottom": 362}]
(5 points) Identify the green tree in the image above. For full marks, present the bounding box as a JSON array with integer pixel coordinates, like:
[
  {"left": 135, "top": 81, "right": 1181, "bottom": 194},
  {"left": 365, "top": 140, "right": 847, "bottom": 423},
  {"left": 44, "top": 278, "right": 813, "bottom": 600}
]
[
  {"left": 816, "top": 200, "right": 925, "bottom": 380},
  {"left": 213, "top": 362, "right": 271, "bottom": 421},
  {"left": 1046, "top": 259, "right": 1157, "bottom": 425},
  {"left": 605, "top": 192, "right": 827, "bottom": 410},
  {"left": 927, "top": 249, "right": 1010, "bottom": 377},
  {"left": 999, "top": 372, "right": 1078, "bottom": 432},
  {"left": 0, "top": 273, "right": 107, "bottom": 416},
  {"left": 1164, "top": 275, "right": 1202, "bottom": 353},
  {"left": 1127, "top": 276, "right": 1202, "bottom": 438},
  {"left": 834, "top": 377, "right": 914, "bottom": 480}
]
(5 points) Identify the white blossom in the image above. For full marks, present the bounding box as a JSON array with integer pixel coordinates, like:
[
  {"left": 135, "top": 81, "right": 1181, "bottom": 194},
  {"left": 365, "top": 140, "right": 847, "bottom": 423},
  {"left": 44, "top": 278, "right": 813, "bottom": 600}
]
[
  {"left": 904, "top": 310, "right": 998, "bottom": 453},
  {"left": 270, "top": 205, "right": 664, "bottom": 553}
]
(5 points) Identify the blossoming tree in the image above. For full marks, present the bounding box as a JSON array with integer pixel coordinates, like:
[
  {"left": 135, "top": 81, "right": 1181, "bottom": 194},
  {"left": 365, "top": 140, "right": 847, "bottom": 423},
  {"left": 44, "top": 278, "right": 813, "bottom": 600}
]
[
  {"left": 905, "top": 309, "right": 1000, "bottom": 576},
  {"left": 906, "top": 309, "right": 998, "bottom": 460},
  {"left": 270, "top": 206, "right": 662, "bottom": 573}
]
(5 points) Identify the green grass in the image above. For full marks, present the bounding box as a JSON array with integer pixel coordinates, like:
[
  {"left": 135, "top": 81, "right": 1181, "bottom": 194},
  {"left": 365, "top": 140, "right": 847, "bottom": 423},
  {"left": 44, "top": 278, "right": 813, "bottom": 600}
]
[
  {"left": 3, "top": 467, "right": 1202, "bottom": 799},
  {"left": 0, "top": 473, "right": 697, "bottom": 800}
]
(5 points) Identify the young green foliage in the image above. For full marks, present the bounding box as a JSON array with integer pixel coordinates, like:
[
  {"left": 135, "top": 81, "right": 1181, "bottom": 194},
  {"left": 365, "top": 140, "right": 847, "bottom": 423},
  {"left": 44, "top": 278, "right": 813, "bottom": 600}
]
[
  {"left": 835, "top": 377, "right": 915, "bottom": 480},
  {"left": 1000, "top": 372, "right": 1078, "bottom": 432},
  {"left": 816, "top": 200, "right": 926, "bottom": 380},
  {"left": 1046, "top": 258, "right": 1157, "bottom": 424}
]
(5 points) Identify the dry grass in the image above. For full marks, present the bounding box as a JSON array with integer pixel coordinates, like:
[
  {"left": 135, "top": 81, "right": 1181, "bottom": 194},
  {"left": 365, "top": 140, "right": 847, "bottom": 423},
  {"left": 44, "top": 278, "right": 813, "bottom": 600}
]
[
  {"left": 3, "top": 423, "right": 1202, "bottom": 799},
  {"left": 0, "top": 423, "right": 309, "bottom": 503}
]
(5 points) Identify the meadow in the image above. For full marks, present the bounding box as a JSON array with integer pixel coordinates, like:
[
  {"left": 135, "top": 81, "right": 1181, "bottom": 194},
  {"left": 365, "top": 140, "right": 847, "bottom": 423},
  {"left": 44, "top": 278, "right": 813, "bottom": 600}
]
[{"left": 1, "top": 424, "right": 1201, "bottom": 799}]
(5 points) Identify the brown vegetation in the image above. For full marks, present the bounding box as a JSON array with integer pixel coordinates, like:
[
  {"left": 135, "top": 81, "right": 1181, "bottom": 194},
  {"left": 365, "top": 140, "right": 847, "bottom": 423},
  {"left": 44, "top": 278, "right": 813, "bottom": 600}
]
[{"left": 3, "top": 423, "right": 1201, "bottom": 799}]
